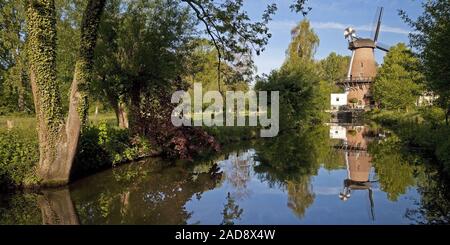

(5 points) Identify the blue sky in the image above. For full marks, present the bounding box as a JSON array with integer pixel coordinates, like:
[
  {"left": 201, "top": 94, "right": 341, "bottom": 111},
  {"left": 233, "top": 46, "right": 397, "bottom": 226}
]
[{"left": 242, "top": 0, "right": 424, "bottom": 75}]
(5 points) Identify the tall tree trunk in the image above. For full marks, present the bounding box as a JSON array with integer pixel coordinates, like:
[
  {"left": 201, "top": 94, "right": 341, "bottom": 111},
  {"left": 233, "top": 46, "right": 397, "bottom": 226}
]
[
  {"left": 118, "top": 101, "right": 129, "bottom": 128},
  {"left": 25, "top": 0, "right": 106, "bottom": 186},
  {"left": 108, "top": 93, "right": 129, "bottom": 129},
  {"left": 18, "top": 68, "right": 25, "bottom": 112},
  {"left": 446, "top": 107, "right": 449, "bottom": 126},
  {"left": 129, "top": 82, "right": 142, "bottom": 135}
]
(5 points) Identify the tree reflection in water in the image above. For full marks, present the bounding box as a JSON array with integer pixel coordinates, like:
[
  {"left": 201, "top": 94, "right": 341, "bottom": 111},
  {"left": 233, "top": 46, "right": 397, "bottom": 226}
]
[
  {"left": 0, "top": 188, "right": 78, "bottom": 225},
  {"left": 69, "top": 159, "right": 224, "bottom": 224},
  {"left": 221, "top": 192, "right": 243, "bottom": 225},
  {"left": 1, "top": 124, "right": 450, "bottom": 224},
  {"left": 253, "top": 126, "right": 330, "bottom": 218},
  {"left": 223, "top": 151, "right": 254, "bottom": 200},
  {"left": 38, "top": 188, "right": 79, "bottom": 225}
]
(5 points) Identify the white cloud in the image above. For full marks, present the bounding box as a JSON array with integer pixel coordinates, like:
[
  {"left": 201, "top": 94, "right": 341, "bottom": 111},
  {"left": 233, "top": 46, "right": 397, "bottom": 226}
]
[{"left": 269, "top": 20, "right": 410, "bottom": 35}]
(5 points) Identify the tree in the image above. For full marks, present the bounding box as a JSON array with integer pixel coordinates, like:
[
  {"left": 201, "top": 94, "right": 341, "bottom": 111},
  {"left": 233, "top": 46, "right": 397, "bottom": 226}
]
[
  {"left": 0, "top": 1, "right": 32, "bottom": 113},
  {"left": 255, "top": 19, "right": 323, "bottom": 130},
  {"left": 284, "top": 19, "right": 319, "bottom": 70},
  {"left": 318, "top": 52, "right": 350, "bottom": 86},
  {"left": 369, "top": 136, "right": 417, "bottom": 201},
  {"left": 400, "top": 0, "right": 450, "bottom": 123},
  {"left": 92, "top": 0, "right": 197, "bottom": 130},
  {"left": 25, "top": 0, "right": 106, "bottom": 185},
  {"left": 184, "top": 39, "right": 248, "bottom": 92},
  {"left": 221, "top": 192, "right": 243, "bottom": 225},
  {"left": 373, "top": 43, "right": 424, "bottom": 111}
]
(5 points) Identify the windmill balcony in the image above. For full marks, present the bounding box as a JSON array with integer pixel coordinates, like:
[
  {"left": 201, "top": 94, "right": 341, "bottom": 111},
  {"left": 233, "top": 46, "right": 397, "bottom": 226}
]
[{"left": 336, "top": 76, "right": 375, "bottom": 87}]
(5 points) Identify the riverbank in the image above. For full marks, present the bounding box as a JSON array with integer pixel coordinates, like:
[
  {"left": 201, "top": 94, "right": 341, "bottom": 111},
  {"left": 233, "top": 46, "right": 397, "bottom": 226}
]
[
  {"left": 0, "top": 113, "right": 262, "bottom": 190},
  {"left": 0, "top": 114, "right": 158, "bottom": 190},
  {"left": 368, "top": 108, "right": 450, "bottom": 175}
]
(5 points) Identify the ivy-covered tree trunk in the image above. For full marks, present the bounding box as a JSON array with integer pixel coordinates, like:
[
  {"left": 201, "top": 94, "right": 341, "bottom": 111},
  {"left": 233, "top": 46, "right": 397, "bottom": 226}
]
[{"left": 25, "top": 0, "right": 105, "bottom": 186}]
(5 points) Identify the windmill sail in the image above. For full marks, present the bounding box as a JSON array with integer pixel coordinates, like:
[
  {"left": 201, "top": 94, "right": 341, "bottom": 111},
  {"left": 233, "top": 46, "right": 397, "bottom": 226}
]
[
  {"left": 373, "top": 7, "right": 384, "bottom": 42},
  {"left": 376, "top": 42, "right": 390, "bottom": 52}
]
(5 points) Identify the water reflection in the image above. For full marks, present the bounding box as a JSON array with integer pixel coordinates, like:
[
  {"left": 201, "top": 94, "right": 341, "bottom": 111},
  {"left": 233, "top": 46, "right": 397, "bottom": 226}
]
[
  {"left": 1, "top": 124, "right": 450, "bottom": 224},
  {"left": 330, "top": 124, "right": 379, "bottom": 220},
  {"left": 38, "top": 188, "right": 79, "bottom": 225}
]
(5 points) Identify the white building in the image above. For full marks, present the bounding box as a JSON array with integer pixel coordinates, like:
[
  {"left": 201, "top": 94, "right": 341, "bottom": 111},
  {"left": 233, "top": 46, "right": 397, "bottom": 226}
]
[
  {"left": 416, "top": 91, "right": 438, "bottom": 107},
  {"left": 330, "top": 125, "right": 347, "bottom": 140},
  {"left": 331, "top": 92, "right": 348, "bottom": 110}
]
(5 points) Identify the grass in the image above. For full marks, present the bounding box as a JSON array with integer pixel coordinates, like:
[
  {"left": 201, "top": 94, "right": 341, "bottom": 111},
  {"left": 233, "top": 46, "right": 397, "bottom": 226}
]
[
  {"left": 1, "top": 112, "right": 118, "bottom": 132},
  {"left": 0, "top": 115, "right": 36, "bottom": 136},
  {"left": 88, "top": 112, "right": 117, "bottom": 127}
]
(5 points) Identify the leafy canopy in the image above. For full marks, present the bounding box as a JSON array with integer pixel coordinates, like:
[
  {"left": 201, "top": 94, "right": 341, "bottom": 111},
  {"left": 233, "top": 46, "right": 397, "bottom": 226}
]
[{"left": 373, "top": 43, "right": 424, "bottom": 110}]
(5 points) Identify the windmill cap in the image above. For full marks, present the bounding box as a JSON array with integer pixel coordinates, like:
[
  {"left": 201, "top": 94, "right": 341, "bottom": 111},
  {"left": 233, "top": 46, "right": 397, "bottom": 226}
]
[{"left": 349, "top": 39, "right": 376, "bottom": 50}]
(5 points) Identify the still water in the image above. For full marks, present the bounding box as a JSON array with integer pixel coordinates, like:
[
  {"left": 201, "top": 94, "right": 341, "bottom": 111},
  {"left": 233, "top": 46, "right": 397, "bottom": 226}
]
[{"left": 1, "top": 124, "right": 450, "bottom": 224}]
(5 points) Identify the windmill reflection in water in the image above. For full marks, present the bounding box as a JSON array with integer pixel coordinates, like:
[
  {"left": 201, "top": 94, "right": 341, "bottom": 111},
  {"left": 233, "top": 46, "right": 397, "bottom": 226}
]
[{"left": 331, "top": 124, "right": 381, "bottom": 221}]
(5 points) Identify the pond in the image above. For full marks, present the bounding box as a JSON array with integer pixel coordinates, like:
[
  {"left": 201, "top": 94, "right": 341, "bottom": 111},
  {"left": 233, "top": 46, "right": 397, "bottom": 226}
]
[{"left": 1, "top": 123, "right": 450, "bottom": 224}]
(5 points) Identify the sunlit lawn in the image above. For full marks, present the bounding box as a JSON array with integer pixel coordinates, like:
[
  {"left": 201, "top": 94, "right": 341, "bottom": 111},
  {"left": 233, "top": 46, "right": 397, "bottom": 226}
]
[{"left": 0, "top": 112, "right": 118, "bottom": 134}]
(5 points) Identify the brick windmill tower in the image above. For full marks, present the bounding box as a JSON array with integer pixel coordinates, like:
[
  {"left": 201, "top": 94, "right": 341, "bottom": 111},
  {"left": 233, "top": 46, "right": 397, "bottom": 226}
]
[{"left": 337, "top": 7, "right": 389, "bottom": 110}]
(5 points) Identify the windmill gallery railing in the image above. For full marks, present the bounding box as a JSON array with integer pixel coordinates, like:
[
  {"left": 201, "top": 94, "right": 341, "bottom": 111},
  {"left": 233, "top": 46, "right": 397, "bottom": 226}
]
[{"left": 336, "top": 76, "right": 375, "bottom": 87}]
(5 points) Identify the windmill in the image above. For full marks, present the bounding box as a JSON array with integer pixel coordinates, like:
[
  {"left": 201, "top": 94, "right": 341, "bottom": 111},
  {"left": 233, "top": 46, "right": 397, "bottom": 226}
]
[
  {"left": 338, "top": 7, "right": 390, "bottom": 109},
  {"left": 345, "top": 7, "right": 389, "bottom": 80}
]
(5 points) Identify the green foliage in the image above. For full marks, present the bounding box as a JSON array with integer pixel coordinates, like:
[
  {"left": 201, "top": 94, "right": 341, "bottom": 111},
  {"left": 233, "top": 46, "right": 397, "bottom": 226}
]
[
  {"left": 72, "top": 121, "right": 152, "bottom": 179},
  {"left": 0, "top": 1, "right": 33, "bottom": 114},
  {"left": 400, "top": 0, "right": 450, "bottom": 117},
  {"left": 285, "top": 19, "right": 319, "bottom": 66},
  {"left": 252, "top": 125, "right": 331, "bottom": 217},
  {"left": 55, "top": 0, "right": 85, "bottom": 112},
  {"left": 370, "top": 109, "right": 450, "bottom": 176},
  {"left": 184, "top": 39, "right": 249, "bottom": 93},
  {"left": 73, "top": 124, "right": 111, "bottom": 177},
  {"left": 318, "top": 52, "right": 350, "bottom": 84},
  {"left": 419, "top": 106, "right": 445, "bottom": 125},
  {"left": 317, "top": 52, "right": 349, "bottom": 95},
  {"left": 0, "top": 129, "right": 39, "bottom": 187},
  {"left": 349, "top": 98, "right": 358, "bottom": 104},
  {"left": 0, "top": 193, "right": 41, "bottom": 224},
  {"left": 254, "top": 126, "right": 329, "bottom": 183},
  {"left": 93, "top": 0, "right": 198, "bottom": 129},
  {"left": 255, "top": 20, "right": 326, "bottom": 130},
  {"left": 373, "top": 43, "right": 424, "bottom": 110}
]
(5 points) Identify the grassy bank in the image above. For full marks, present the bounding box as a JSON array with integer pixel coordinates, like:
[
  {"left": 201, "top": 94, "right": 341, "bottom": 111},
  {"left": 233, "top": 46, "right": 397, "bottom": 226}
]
[
  {"left": 0, "top": 114, "right": 155, "bottom": 189},
  {"left": 369, "top": 108, "right": 450, "bottom": 175}
]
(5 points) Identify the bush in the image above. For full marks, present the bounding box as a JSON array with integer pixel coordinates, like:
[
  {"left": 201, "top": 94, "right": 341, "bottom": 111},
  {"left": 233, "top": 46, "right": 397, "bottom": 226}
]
[
  {"left": 71, "top": 121, "right": 152, "bottom": 179},
  {"left": 419, "top": 106, "right": 446, "bottom": 125},
  {"left": 71, "top": 125, "right": 111, "bottom": 179},
  {"left": 0, "top": 130, "right": 39, "bottom": 188},
  {"left": 349, "top": 98, "right": 358, "bottom": 104}
]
